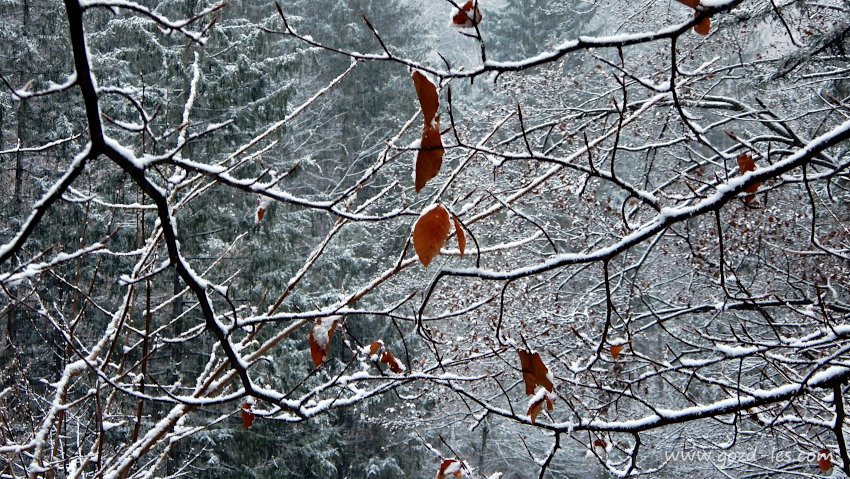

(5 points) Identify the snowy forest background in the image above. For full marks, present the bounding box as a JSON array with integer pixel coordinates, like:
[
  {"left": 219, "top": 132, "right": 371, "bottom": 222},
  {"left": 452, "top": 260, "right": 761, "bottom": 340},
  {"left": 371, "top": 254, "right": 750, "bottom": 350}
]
[{"left": 1, "top": 0, "right": 849, "bottom": 477}]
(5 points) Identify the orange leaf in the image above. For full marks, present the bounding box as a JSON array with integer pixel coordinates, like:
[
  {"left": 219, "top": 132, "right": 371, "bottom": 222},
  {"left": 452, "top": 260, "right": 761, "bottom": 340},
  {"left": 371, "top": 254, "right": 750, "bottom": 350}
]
[
  {"left": 736, "top": 153, "right": 761, "bottom": 203},
  {"left": 241, "top": 403, "right": 255, "bottom": 429},
  {"left": 518, "top": 349, "right": 554, "bottom": 395},
  {"left": 674, "top": 0, "right": 699, "bottom": 8},
  {"left": 415, "top": 118, "right": 444, "bottom": 193},
  {"left": 437, "top": 459, "right": 463, "bottom": 478},
  {"left": 592, "top": 439, "right": 607, "bottom": 456},
  {"left": 411, "top": 71, "right": 443, "bottom": 192},
  {"left": 256, "top": 196, "right": 272, "bottom": 224},
  {"left": 308, "top": 316, "right": 339, "bottom": 367},
  {"left": 610, "top": 344, "right": 623, "bottom": 359},
  {"left": 737, "top": 153, "right": 755, "bottom": 173},
  {"left": 452, "top": 215, "right": 466, "bottom": 257},
  {"left": 369, "top": 341, "right": 382, "bottom": 356},
  {"left": 693, "top": 13, "right": 710, "bottom": 35},
  {"left": 411, "top": 71, "right": 439, "bottom": 126},
  {"left": 381, "top": 350, "right": 404, "bottom": 373},
  {"left": 527, "top": 398, "right": 544, "bottom": 425},
  {"left": 451, "top": 1, "right": 482, "bottom": 29},
  {"left": 527, "top": 395, "right": 554, "bottom": 425},
  {"left": 818, "top": 448, "right": 832, "bottom": 472},
  {"left": 413, "top": 204, "right": 451, "bottom": 267}
]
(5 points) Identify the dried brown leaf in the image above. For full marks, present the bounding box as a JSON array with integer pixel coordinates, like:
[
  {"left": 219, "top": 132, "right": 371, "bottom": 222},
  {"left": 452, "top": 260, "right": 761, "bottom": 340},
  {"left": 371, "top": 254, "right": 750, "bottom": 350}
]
[
  {"left": 736, "top": 153, "right": 761, "bottom": 203},
  {"left": 451, "top": 1, "right": 482, "bottom": 28},
  {"left": 412, "top": 71, "right": 439, "bottom": 125},
  {"left": 380, "top": 350, "right": 403, "bottom": 373},
  {"left": 818, "top": 449, "right": 832, "bottom": 472},
  {"left": 694, "top": 14, "right": 710, "bottom": 35},
  {"left": 308, "top": 316, "right": 339, "bottom": 367},
  {"left": 437, "top": 459, "right": 463, "bottom": 478},
  {"left": 528, "top": 398, "right": 544, "bottom": 425},
  {"left": 610, "top": 344, "right": 623, "bottom": 359},
  {"left": 518, "top": 349, "right": 554, "bottom": 395},
  {"left": 413, "top": 204, "right": 451, "bottom": 267},
  {"left": 415, "top": 118, "right": 444, "bottom": 193},
  {"left": 241, "top": 403, "right": 255, "bottom": 429},
  {"left": 452, "top": 215, "right": 466, "bottom": 257}
]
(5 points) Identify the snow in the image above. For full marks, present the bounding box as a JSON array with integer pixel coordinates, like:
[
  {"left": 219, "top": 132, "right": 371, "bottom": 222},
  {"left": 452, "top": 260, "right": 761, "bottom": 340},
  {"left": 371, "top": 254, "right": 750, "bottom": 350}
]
[
  {"left": 809, "top": 366, "right": 850, "bottom": 387},
  {"left": 1, "top": 242, "right": 106, "bottom": 287},
  {"left": 312, "top": 315, "right": 341, "bottom": 350},
  {"left": 716, "top": 344, "right": 760, "bottom": 358},
  {"left": 441, "top": 119, "right": 850, "bottom": 282},
  {"left": 443, "top": 460, "right": 461, "bottom": 474},
  {"left": 527, "top": 388, "right": 552, "bottom": 413},
  {"left": 417, "top": 203, "right": 445, "bottom": 219},
  {"left": 679, "top": 357, "right": 713, "bottom": 368},
  {"left": 102, "top": 420, "right": 125, "bottom": 431},
  {"left": 0, "top": 144, "right": 91, "bottom": 264}
]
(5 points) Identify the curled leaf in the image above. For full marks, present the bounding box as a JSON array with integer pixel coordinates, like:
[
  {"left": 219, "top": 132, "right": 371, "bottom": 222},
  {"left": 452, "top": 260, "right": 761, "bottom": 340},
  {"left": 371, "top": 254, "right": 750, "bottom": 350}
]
[
  {"left": 518, "top": 349, "right": 554, "bottom": 395},
  {"left": 308, "top": 316, "right": 340, "bottom": 367},
  {"left": 369, "top": 341, "right": 382, "bottom": 356},
  {"left": 381, "top": 350, "right": 404, "bottom": 373},
  {"left": 528, "top": 399, "right": 544, "bottom": 425},
  {"left": 437, "top": 459, "right": 463, "bottom": 478},
  {"left": 451, "top": 1, "right": 482, "bottom": 29},
  {"left": 256, "top": 195, "right": 273, "bottom": 224},
  {"left": 694, "top": 13, "right": 710, "bottom": 35},
  {"left": 413, "top": 204, "right": 451, "bottom": 267},
  {"left": 412, "top": 71, "right": 439, "bottom": 125},
  {"left": 736, "top": 153, "right": 761, "bottom": 203},
  {"left": 527, "top": 394, "right": 554, "bottom": 425},
  {"left": 241, "top": 403, "right": 255, "bottom": 429},
  {"left": 452, "top": 215, "right": 466, "bottom": 257},
  {"left": 411, "top": 71, "right": 444, "bottom": 192},
  {"left": 415, "top": 118, "right": 444, "bottom": 193},
  {"left": 592, "top": 439, "right": 607, "bottom": 456}
]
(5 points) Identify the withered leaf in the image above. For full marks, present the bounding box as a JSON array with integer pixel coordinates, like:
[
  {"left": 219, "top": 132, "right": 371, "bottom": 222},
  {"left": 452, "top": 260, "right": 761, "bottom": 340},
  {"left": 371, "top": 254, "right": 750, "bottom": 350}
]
[
  {"left": 518, "top": 349, "right": 554, "bottom": 395},
  {"left": 818, "top": 449, "right": 832, "bottom": 472},
  {"left": 452, "top": 214, "right": 466, "bottom": 257},
  {"left": 694, "top": 13, "right": 710, "bottom": 35},
  {"left": 256, "top": 195, "right": 273, "bottom": 224},
  {"left": 308, "top": 316, "right": 339, "bottom": 367},
  {"left": 413, "top": 204, "right": 451, "bottom": 267},
  {"left": 241, "top": 403, "right": 255, "bottom": 429},
  {"left": 437, "top": 459, "right": 463, "bottom": 479},
  {"left": 380, "top": 350, "right": 404, "bottom": 373},
  {"left": 527, "top": 395, "right": 554, "bottom": 425},
  {"left": 592, "top": 439, "right": 607, "bottom": 456},
  {"left": 411, "top": 71, "right": 439, "bottom": 125},
  {"left": 415, "top": 118, "right": 444, "bottom": 193},
  {"left": 451, "top": 1, "right": 482, "bottom": 29},
  {"left": 610, "top": 344, "right": 623, "bottom": 359},
  {"left": 736, "top": 153, "right": 761, "bottom": 203}
]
